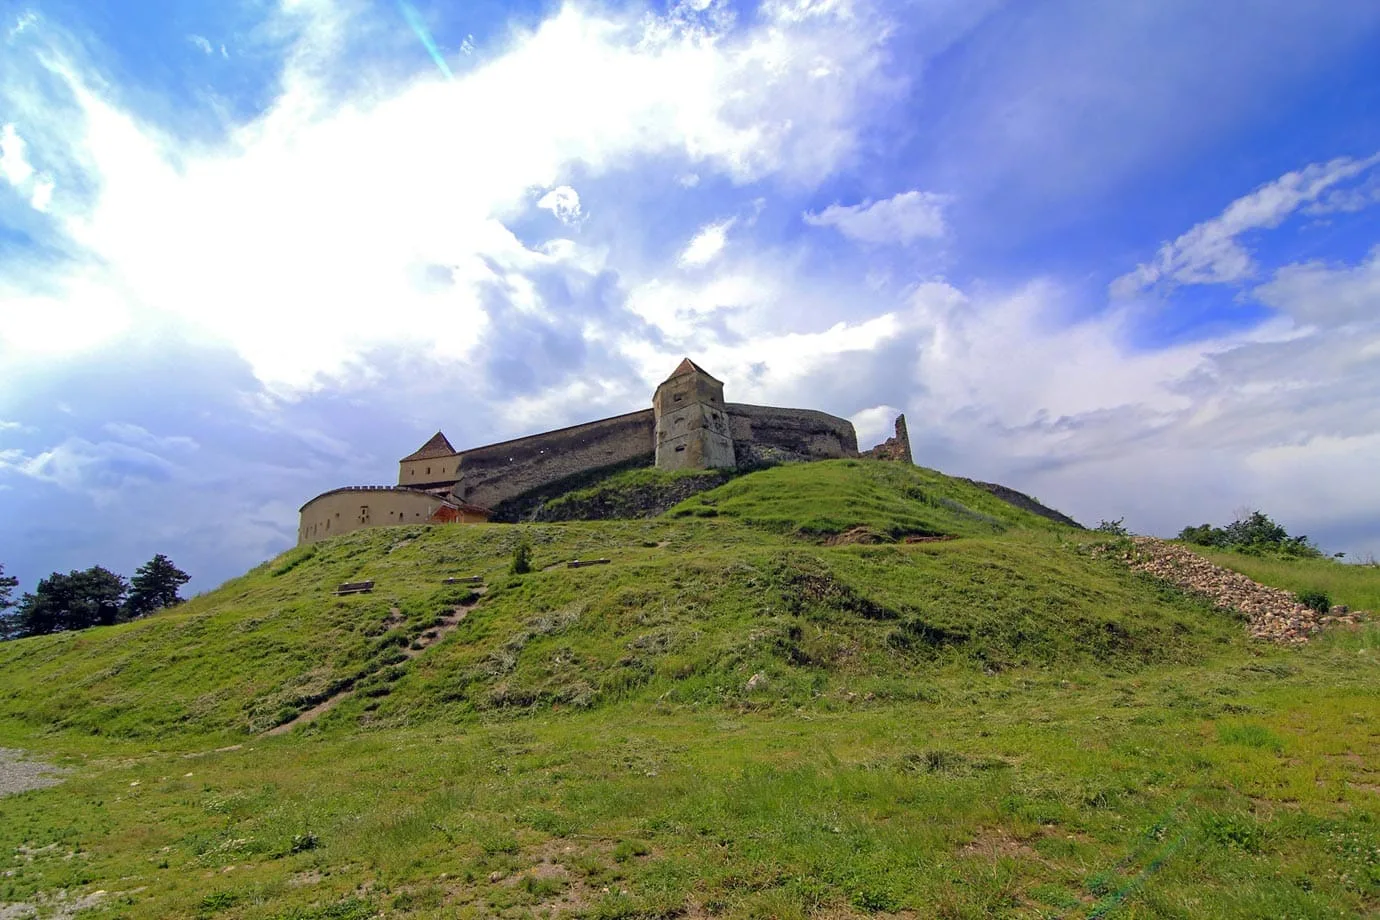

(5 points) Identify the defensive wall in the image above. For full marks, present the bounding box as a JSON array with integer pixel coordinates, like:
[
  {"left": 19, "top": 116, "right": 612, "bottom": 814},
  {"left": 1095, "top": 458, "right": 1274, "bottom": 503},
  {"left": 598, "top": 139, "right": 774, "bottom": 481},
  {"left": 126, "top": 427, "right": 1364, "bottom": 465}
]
[
  {"left": 296, "top": 359, "right": 913, "bottom": 544},
  {"left": 449, "top": 403, "right": 864, "bottom": 510},
  {"left": 298, "top": 486, "right": 488, "bottom": 545},
  {"left": 451, "top": 409, "right": 656, "bottom": 510},
  {"left": 725, "top": 404, "right": 859, "bottom": 465}
]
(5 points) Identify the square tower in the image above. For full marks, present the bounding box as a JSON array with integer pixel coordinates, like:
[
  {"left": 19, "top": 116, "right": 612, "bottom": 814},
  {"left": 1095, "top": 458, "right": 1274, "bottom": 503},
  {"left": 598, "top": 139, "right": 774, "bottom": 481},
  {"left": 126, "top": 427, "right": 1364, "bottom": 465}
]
[{"left": 653, "top": 358, "right": 736, "bottom": 470}]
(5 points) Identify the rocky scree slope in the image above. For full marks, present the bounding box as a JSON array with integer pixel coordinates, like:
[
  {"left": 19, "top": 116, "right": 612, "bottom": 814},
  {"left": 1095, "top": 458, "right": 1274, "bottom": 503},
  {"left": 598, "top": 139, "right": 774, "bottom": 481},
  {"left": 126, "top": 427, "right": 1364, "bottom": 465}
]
[{"left": 1108, "top": 537, "right": 1369, "bottom": 644}]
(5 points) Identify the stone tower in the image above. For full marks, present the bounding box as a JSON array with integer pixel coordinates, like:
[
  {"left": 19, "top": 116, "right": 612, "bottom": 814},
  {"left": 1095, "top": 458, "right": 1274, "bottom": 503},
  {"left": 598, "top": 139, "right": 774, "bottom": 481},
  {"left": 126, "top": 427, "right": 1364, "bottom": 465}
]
[{"left": 653, "top": 358, "right": 736, "bottom": 470}]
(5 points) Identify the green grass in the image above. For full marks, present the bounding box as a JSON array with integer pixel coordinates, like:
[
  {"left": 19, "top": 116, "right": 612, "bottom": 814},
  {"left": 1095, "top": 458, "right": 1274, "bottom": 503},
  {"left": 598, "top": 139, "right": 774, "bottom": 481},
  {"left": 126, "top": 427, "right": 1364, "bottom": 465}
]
[
  {"left": 537, "top": 465, "right": 733, "bottom": 519},
  {"left": 1194, "top": 548, "right": 1380, "bottom": 613},
  {"left": 667, "top": 460, "right": 1066, "bottom": 538},
  {"left": 0, "top": 461, "right": 1376, "bottom": 918}
]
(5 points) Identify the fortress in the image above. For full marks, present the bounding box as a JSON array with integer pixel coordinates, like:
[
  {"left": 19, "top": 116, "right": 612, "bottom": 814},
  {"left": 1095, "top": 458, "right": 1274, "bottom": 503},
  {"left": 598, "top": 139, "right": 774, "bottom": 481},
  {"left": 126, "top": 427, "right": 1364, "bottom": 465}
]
[{"left": 297, "top": 359, "right": 912, "bottom": 545}]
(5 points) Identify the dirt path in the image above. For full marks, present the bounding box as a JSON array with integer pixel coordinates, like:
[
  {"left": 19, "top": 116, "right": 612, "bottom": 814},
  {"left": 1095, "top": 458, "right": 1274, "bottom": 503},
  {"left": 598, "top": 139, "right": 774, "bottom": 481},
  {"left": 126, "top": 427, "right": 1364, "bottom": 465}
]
[
  {"left": 266, "top": 587, "right": 486, "bottom": 736},
  {"left": 0, "top": 748, "right": 64, "bottom": 798}
]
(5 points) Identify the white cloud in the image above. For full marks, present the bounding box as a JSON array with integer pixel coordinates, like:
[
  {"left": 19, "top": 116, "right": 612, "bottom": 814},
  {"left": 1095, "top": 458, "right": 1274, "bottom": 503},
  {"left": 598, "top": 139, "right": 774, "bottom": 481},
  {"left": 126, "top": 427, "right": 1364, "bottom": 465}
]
[
  {"left": 1254, "top": 246, "right": 1380, "bottom": 327},
  {"left": 103, "top": 422, "right": 200, "bottom": 453},
  {"left": 1112, "top": 153, "right": 1380, "bottom": 298},
  {"left": 536, "top": 185, "right": 582, "bottom": 224},
  {"left": 0, "top": 123, "right": 34, "bottom": 186},
  {"left": 850, "top": 404, "right": 903, "bottom": 449},
  {"left": 0, "top": 122, "right": 54, "bottom": 211},
  {"left": 678, "top": 219, "right": 734, "bottom": 266},
  {"left": 803, "top": 189, "right": 949, "bottom": 244},
  {"left": 188, "top": 34, "right": 214, "bottom": 55},
  {"left": 9, "top": 11, "right": 37, "bottom": 37},
  {"left": 891, "top": 265, "right": 1380, "bottom": 557},
  {"left": 0, "top": 0, "right": 895, "bottom": 390}
]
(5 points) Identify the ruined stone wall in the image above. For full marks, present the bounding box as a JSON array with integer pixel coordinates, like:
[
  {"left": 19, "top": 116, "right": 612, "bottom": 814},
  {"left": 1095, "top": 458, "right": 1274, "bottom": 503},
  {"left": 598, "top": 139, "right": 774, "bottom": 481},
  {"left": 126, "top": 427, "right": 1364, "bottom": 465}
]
[
  {"left": 725, "top": 404, "right": 859, "bottom": 466},
  {"left": 453, "top": 409, "right": 656, "bottom": 510},
  {"left": 860, "top": 414, "right": 913, "bottom": 464}
]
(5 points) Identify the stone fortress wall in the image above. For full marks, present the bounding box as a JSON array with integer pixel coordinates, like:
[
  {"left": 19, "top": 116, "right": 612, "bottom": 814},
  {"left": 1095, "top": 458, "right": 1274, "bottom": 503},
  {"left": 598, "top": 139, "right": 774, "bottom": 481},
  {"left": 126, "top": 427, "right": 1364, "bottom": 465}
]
[
  {"left": 297, "top": 486, "right": 488, "bottom": 545},
  {"left": 452, "top": 409, "right": 657, "bottom": 510},
  {"left": 298, "top": 359, "right": 911, "bottom": 545}
]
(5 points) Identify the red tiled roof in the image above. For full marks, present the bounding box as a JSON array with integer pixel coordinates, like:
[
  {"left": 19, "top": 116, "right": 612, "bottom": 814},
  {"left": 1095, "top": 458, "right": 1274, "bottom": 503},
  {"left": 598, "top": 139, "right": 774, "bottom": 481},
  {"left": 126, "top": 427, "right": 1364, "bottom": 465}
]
[
  {"left": 400, "top": 431, "right": 457, "bottom": 462},
  {"left": 663, "top": 357, "right": 720, "bottom": 383}
]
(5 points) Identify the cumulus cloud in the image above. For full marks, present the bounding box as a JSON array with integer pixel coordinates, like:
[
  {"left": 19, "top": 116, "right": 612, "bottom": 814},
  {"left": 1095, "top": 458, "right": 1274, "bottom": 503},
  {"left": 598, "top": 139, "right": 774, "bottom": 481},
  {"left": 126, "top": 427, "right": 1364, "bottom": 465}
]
[
  {"left": 894, "top": 264, "right": 1380, "bottom": 557},
  {"left": 804, "top": 190, "right": 949, "bottom": 244},
  {"left": 188, "top": 34, "right": 214, "bottom": 55},
  {"left": 1254, "top": 246, "right": 1380, "bottom": 327},
  {"left": 0, "top": 0, "right": 896, "bottom": 390},
  {"left": 1111, "top": 153, "right": 1380, "bottom": 297},
  {"left": 0, "top": 123, "right": 54, "bottom": 212},
  {"left": 678, "top": 219, "right": 734, "bottom": 267},
  {"left": 537, "top": 185, "right": 582, "bottom": 224}
]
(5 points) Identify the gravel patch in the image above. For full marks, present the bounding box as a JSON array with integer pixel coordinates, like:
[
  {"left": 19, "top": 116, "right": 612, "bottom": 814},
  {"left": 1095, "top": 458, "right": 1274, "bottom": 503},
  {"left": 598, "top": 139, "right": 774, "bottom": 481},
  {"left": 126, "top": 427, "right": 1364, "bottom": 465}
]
[
  {"left": 1105, "top": 538, "right": 1370, "bottom": 644},
  {"left": 0, "top": 748, "right": 65, "bottom": 798}
]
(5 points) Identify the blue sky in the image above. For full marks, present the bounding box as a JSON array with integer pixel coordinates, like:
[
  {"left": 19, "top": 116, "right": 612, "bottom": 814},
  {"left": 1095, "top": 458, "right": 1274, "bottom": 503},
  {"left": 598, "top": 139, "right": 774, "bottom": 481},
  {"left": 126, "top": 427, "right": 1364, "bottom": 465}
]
[{"left": 2, "top": 0, "right": 1380, "bottom": 594}]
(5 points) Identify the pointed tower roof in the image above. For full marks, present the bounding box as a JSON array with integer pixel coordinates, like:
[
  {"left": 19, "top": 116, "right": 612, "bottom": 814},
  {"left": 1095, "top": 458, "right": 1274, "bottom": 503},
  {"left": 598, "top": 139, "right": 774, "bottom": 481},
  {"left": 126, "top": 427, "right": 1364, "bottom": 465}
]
[
  {"left": 662, "top": 357, "right": 721, "bottom": 383},
  {"left": 400, "top": 431, "right": 457, "bottom": 462}
]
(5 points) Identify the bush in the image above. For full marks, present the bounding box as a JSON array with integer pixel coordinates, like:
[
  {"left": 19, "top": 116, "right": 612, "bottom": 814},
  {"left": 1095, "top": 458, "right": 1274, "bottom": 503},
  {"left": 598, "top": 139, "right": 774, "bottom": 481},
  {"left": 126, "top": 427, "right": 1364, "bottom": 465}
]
[
  {"left": 1177, "top": 511, "right": 1322, "bottom": 558},
  {"left": 1297, "top": 589, "right": 1331, "bottom": 614},
  {"left": 1094, "top": 518, "right": 1130, "bottom": 536},
  {"left": 510, "top": 541, "right": 532, "bottom": 575}
]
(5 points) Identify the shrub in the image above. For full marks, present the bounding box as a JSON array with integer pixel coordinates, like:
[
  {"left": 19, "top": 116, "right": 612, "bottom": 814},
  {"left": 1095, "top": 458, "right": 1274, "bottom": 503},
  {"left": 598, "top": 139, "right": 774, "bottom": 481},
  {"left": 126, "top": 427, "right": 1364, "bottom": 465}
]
[
  {"left": 1177, "top": 511, "right": 1322, "bottom": 557},
  {"left": 1094, "top": 517, "right": 1130, "bottom": 536},
  {"left": 1297, "top": 589, "right": 1331, "bottom": 614},
  {"left": 510, "top": 541, "right": 532, "bottom": 575}
]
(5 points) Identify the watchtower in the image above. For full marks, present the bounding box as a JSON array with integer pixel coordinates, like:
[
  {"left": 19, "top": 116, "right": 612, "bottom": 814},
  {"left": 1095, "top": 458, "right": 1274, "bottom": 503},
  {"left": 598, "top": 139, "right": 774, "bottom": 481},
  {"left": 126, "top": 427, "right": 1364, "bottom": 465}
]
[{"left": 653, "top": 358, "right": 736, "bottom": 470}]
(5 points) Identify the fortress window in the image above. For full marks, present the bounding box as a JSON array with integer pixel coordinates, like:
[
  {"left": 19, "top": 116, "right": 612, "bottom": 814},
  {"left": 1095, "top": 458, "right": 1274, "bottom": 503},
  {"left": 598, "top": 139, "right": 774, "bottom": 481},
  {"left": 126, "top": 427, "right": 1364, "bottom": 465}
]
[
  {"left": 426, "top": 466, "right": 430, "bottom": 475},
  {"left": 675, "top": 445, "right": 686, "bottom": 452},
  {"left": 673, "top": 393, "right": 683, "bottom": 402}
]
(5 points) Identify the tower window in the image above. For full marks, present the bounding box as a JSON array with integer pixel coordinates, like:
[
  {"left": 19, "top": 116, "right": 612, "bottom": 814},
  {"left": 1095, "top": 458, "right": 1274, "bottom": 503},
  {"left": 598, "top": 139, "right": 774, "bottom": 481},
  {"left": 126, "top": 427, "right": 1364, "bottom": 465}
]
[{"left": 675, "top": 445, "right": 686, "bottom": 452}]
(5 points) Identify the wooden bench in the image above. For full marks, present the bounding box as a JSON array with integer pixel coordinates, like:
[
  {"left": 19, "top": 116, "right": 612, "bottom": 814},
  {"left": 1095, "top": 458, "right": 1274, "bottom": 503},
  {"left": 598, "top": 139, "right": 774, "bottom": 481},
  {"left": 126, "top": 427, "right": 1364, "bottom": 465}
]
[
  {"left": 334, "top": 580, "right": 375, "bottom": 595},
  {"left": 442, "top": 576, "right": 483, "bottom": 585},
  {"left": 566, "top": 559, "right": 611, "bottom": 569}
]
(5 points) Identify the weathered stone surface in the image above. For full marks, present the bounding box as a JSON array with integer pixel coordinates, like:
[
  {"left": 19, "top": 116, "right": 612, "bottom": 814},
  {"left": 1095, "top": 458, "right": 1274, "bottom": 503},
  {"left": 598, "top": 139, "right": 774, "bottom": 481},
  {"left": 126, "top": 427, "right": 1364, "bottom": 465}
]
[
  {"left": 654, "top": 360, "right": 736, "bottom": 470},
  {"left": 453, "top": 410, "right": 656, "bottom": 510},
  {"left": 726, "top": 403, "right": 858, "bottom": 467},
  {"left": 861, "top": 414, "right": 913, "bottom": 463},
  {"left": 533, "top": 471, "right": 732, "bottom": 522}
]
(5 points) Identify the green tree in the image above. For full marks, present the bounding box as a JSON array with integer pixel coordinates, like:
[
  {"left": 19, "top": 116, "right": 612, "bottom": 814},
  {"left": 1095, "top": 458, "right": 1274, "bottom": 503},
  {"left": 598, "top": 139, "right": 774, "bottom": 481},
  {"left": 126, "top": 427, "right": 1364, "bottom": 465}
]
[
  {"left": 12, "top": 567, "right": 128, "bottom": 638},
  {"left": 0, "top": 564, "right": 18, "bottom": 641},
  {"left": 124, "top": 554, "right": 191, "bottom": 619},
  {"left": 1177, "top": 510, "right": 1321, "bottom": 557},
  {"left": 510, "top": 540, "right": 532, "bottom": 575}
]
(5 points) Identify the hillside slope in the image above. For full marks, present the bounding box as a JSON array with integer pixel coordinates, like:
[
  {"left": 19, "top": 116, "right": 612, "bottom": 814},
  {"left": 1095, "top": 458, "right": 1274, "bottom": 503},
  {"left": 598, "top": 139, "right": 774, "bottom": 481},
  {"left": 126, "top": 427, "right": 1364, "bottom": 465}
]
[
  {"left": 0, "top": 462, "right": 1191, "bottom": 741},
  {"left": 0, "top": 460, "right": 1376, "bottom": 919}
]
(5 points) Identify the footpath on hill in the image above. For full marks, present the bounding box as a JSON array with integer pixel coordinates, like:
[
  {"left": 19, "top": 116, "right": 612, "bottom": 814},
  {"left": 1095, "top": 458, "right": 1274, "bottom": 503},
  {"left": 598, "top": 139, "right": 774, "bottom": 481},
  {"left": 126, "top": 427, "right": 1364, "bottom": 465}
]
[{"left": 1108, "top": 537, "right": 1368, "bottom": 644}]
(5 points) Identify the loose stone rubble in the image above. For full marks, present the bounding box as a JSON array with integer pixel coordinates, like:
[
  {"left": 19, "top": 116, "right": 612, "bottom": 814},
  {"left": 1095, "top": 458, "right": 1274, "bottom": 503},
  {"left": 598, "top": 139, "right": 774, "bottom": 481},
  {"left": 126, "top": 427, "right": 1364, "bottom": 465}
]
[{"left": 1105, "top": 537, "right": 1368, "bottom": 645}]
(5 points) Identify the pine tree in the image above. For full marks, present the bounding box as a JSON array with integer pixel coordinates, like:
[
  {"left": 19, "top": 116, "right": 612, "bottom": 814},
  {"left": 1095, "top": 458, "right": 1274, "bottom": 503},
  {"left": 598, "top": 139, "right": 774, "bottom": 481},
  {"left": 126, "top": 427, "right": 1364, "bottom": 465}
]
[
  {"left": 0, "top": 564, "right": 18, "bottom": 641},
  {"left": 124, "top": 554, "right": 191, "bottom": 619},
  {"left": 13, "top": 567, "right": 128, "bottom": 637},
  {"left": 0, "top": 564, "right": 15, "bottom": 611}
]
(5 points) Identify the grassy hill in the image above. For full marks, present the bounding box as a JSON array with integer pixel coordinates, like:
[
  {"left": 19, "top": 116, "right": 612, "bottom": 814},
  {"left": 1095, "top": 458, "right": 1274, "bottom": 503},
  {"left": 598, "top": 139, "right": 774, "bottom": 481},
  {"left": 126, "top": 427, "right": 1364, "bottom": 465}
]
[{"left": 0, "top": 460, "right": 1376, "bottom": 919}]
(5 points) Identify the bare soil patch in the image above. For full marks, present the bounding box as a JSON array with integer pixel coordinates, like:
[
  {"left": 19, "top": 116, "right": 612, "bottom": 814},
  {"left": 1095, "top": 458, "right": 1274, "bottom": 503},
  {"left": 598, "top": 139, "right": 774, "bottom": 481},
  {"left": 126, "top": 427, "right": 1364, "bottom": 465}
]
[{"left": 0, "top": 749, "right": 64, "bottom": 798}]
